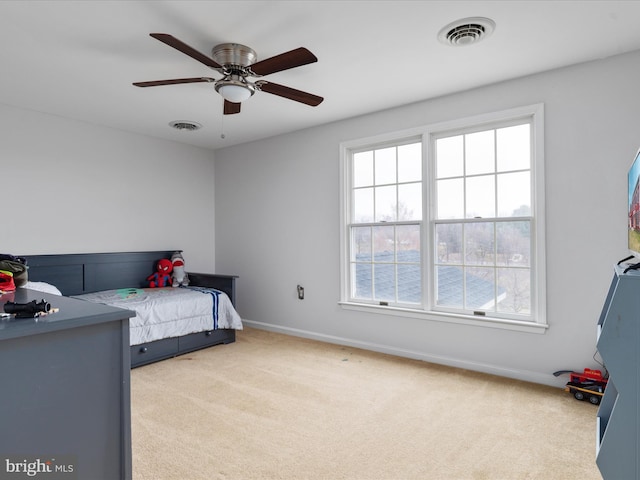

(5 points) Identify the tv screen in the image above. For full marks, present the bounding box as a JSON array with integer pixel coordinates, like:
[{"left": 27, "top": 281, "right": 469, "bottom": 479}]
[{"left": 628, "top": 148, "right": 640, "bottom": 259}]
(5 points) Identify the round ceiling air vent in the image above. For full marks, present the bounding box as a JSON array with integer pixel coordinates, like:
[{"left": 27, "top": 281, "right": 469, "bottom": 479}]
[
  {"left": 169, "top": 121, "right": 202, "bottom": 131},
  {"left": 438, "top": 17, "right": 495, "bottom": 46}
]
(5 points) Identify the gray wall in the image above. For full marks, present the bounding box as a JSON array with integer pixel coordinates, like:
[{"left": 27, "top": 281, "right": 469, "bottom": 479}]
[
  {"left": 1, "top": 103, "right": 217, "bottom": 272},
  {"left": 214, "top": 49, "right": 640, "bottom": 386}
]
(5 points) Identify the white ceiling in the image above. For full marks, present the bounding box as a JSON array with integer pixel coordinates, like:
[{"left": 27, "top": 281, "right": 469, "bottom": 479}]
[{"left": 2, "top": 1, "right": 640, "bottom": 151}]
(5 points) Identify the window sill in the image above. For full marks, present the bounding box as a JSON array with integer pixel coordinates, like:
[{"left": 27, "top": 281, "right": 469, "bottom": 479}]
[{"left": 338, "top": 301, "right": 548, "bottom": 334}]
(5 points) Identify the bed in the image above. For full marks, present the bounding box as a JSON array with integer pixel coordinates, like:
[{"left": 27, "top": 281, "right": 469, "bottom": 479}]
[{"left": 22, "top": 250, "right": 242, "bottom": 367}]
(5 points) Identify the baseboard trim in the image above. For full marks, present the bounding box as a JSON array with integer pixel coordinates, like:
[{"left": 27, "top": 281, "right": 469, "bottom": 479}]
[{"left": 242, "top": 319, "right": 562, "bottom": 387}]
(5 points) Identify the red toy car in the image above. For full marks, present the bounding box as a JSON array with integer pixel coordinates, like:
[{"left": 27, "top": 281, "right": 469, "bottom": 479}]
[{"left": 554, "top": 368, "right": 608, "bottom": 405}]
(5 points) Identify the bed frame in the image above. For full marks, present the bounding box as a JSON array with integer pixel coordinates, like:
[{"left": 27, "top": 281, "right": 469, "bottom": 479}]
[{"left": 23, "top": 250, "right": 238, "bottom": 367}]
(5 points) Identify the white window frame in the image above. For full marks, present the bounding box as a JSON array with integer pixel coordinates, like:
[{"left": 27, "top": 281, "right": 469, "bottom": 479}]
[{"left": 339, "top": 104, "right": 547, "bottom": 334}]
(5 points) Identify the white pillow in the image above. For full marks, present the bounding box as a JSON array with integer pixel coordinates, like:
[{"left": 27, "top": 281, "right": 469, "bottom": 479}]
[{"left": 24, "top": 281, "right": 62, "bottom": 296}]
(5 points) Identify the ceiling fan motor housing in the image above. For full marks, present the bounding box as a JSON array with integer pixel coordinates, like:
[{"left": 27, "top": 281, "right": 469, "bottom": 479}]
[{"left": 211, "top": 43, "right": 257, "bottom": 69}]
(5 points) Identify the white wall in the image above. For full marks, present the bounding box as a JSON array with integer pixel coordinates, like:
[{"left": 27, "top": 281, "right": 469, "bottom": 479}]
[
  {"left": 1, "top": 104, "right": 217, "bottom": 272},
  {"left": 214, "top": 49, "right": 640, "bottom": 386}
]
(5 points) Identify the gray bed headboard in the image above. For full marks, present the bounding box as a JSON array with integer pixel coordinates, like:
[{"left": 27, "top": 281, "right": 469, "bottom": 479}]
[{"left": 23, "top": 251, "right": 177, "bottom": 296}]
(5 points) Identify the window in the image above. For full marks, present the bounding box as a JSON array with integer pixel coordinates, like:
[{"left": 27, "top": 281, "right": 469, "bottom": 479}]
[
  {"left": 433, "top": 122, "right": 533, "bottom": 316},
  {"left": 350, "top": 142, "right": 423, "bottom": 305},
  {"left": 340, "top": 105, "right": 546, "bottom": 332}
]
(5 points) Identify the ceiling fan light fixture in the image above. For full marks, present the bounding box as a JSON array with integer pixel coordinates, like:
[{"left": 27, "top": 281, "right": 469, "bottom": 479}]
[
  {"left": 215, "top": 73, "right": 255, "bottom": 103},
  {"left": 217, "top": 83, "right": 253, "bottom": 103}
]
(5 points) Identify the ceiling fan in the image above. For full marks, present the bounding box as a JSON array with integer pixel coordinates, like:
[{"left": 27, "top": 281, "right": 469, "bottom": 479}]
[{"left": 133, "top": 33, "right": 324, "bottom": 115}]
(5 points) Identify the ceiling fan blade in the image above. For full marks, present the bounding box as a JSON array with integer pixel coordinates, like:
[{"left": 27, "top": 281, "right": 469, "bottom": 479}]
[
  {"left": 258, "top": 81, "right": 323, "bottom": 106},
  {"left": 133, "top": 77, "right": 215, "bottom": 87},
  {"left": 224, "top": 100, "right": 241, "bottom": 115},
  {"left": 250, "top": 47, "right": 318, "bottom": 76},
  {"left": 150, "top": 33, "right": 222, "bottom": 70}
]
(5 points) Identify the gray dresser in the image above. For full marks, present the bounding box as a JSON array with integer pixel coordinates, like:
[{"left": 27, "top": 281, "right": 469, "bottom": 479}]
[{"left": 0, "top": 288, "right": 133, "bottom": 480}]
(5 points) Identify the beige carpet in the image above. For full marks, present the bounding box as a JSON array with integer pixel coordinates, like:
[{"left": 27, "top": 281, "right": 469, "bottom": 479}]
[{"left": 131, "top": 327, "right": 602, "bottom": 480}]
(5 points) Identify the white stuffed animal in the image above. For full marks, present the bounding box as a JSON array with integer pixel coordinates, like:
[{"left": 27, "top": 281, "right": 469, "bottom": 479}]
[{"left": 171, "top": 251, "right": 189, "bottom": 287}]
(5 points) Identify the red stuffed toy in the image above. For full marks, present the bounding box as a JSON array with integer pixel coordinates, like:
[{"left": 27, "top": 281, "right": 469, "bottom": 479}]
[{"left": 147, "top": 258, "right": 173, "bottom": 288}]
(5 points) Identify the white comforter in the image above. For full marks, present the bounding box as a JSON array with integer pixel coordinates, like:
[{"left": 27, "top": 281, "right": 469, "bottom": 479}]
[{"left": 73, "top": 286, "right": 242, "bottom": 345}]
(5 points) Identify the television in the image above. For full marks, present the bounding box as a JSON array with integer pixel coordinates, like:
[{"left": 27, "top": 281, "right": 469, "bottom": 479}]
[{"left": 627, "top": 148, "right": 640, "bottom": 262}]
